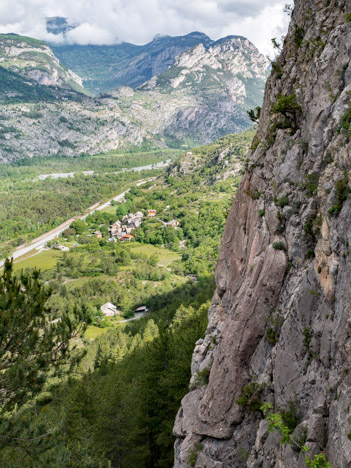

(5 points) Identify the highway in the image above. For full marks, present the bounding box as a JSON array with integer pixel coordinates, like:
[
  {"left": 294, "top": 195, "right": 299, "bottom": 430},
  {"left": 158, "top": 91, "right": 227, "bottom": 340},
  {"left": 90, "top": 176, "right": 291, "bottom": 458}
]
[{"left": 0, "top": 177, "right": 155, "bottom": 268}]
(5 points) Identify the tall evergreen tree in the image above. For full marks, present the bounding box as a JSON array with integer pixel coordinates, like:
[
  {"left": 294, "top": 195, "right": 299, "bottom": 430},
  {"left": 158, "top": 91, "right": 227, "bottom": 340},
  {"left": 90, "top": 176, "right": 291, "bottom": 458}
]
[{"left": 0, "top": 259, "right": 88, "bottom": 427}]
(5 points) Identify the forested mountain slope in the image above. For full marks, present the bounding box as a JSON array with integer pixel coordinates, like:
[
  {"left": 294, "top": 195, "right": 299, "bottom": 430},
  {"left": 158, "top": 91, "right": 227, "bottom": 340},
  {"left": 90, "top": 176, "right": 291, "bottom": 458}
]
[{"left": 174, "top": 1, "right": 351, "bottom": 467}]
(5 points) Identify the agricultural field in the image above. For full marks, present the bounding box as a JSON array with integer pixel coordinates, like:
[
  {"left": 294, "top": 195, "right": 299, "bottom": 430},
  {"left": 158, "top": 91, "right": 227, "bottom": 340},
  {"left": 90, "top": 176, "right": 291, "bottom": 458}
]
[
  {"left": 129, "top": 243, "right": 180, "bottom": 267},
  {"left": 13, "top": 249, "right": 63, "bottom": 272}
]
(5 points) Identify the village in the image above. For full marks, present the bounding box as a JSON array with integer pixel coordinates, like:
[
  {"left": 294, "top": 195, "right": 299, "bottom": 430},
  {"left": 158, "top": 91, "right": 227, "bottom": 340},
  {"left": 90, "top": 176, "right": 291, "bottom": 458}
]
[
  {"left": 96, "top": 207, "right": 178, "bottom": 322},
  {"left": 51, "top": 209, "right": 160, "bottom": 251},
  {"left": 49, "top": 205, "right": 182, "bottom": 325},
  {"left": 94, "top": 209, "right": 157, "bottom": 243},
  {"left": 46, "top": 191, "right": 184, "bottom": 327}
]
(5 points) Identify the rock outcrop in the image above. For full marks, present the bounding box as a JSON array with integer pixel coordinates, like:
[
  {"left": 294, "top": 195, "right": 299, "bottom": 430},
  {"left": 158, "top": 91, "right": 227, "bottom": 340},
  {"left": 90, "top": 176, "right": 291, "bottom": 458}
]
[
  {"left": 174, "top": 1, "right": 351, "bottom": 466},
  {"left": 0, "top": 34, "right": 85, "bottom": 94}
]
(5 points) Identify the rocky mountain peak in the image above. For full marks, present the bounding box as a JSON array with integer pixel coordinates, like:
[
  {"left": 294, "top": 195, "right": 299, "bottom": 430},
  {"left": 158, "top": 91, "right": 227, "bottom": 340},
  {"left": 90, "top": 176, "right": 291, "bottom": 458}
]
[
  {"left": 0, "top": 34, "right": 85, "bottom": 92},
  {"left": 152, "top": 33, "right": 171, "bottom": 41},
  {"left": 51, "top": 31, "right": 216, "bottom": 93},
  {"left": 174, "top": 0, "right": 351, "bottom": 466}
]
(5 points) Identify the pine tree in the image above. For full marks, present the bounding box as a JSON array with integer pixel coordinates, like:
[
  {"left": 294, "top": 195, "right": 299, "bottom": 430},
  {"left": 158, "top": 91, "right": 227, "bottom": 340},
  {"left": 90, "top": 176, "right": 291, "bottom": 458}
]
[{"left": 0, "top": 259, "right": 88, "bottom": 415}]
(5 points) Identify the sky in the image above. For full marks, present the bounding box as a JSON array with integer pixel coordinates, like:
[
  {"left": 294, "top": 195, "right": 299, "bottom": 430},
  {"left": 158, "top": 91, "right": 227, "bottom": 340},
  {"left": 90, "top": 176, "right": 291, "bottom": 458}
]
[{"left": 0, "top": 0, "right": 290, "bottom": 57}]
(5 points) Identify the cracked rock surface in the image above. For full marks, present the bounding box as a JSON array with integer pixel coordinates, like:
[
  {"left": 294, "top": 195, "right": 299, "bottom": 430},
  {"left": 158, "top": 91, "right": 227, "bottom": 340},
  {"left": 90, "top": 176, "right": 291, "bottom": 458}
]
[{"left": 174, "top": 1, "right": 351, "bottom": 466}]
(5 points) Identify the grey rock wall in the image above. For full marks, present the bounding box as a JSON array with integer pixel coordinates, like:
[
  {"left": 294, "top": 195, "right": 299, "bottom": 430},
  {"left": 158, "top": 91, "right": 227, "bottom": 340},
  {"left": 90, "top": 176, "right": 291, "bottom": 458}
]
[{"left": 174, "top": 0, "right": 351, "bottom": 466}]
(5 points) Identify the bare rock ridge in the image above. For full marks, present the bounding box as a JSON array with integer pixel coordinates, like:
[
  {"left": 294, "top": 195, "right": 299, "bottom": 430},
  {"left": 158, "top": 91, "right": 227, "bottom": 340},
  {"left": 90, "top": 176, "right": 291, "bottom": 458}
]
[
  {"left": 0, "top": 34, "right": 85, "bottom": 93},
  {"left": 173, "top": 1, "right": 351, "bottom": 466}
]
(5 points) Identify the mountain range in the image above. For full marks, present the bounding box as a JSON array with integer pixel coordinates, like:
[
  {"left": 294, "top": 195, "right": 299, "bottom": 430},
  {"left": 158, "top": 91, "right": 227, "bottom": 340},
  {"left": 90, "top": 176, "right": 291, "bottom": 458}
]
[
  {"left": 0, "top": 32, "right": 268, "bottom": 161},
  {"left": 51, "top": 31, "right": 214, "bottom": 94}
]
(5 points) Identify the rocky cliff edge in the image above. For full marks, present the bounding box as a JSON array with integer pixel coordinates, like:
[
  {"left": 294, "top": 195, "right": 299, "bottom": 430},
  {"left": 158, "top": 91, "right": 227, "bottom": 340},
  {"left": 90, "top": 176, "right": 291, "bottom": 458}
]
[{"left": 173, "top": 1, "right": 351, "bottom": 466}]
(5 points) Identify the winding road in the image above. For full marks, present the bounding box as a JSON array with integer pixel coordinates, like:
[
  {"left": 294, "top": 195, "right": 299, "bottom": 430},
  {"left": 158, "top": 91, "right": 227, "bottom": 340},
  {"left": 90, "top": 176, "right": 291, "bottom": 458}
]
[{"left": 0, "top": 177, "right": 155, "bottom": 268}]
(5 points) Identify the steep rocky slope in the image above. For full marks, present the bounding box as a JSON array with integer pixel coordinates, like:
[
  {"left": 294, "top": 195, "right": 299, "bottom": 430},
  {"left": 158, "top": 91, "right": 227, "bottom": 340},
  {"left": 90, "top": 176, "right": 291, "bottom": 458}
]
[
  {"left": 146, "top": 36, "right": 267, "bottom": 109},
  {"left": 51, "top": 32, "right": 214, "bottom": 93},
  {"left": 101, "top": 37, "right": 268, "bottom": 147},
  {"left": 174, "top": 1, "right": 351, "bottom": 467},
  {"left": 0, "top": 36, "right": 267, "bottom": 161},
  {"left": 0, "top": 34, "right": 86, "bottom": 94},
  {"left": 169, "top": 128, "right": 255, "bottom": 182},
  {"left": 0, "top": 85, "right": 145, "bottom": 162}
]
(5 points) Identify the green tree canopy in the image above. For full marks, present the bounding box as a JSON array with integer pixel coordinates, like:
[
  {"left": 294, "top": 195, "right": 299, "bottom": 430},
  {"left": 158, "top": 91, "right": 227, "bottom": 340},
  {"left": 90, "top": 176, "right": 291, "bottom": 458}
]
[{"left": 0, "top": 259, "right": 88, "bottom": 414}]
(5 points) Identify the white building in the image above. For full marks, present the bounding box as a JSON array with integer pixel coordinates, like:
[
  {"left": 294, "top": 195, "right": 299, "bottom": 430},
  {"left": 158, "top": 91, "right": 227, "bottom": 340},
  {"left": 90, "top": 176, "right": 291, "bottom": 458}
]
[
  {"left": 134, "top": 305, "right": 150, "bottom": 319},
  {"left": 101, "top": 302, "right": 121, "bottom": 317},
  {"left": 52, "top": 245, "right": 70, "bottom": 252},
  {"left": 167, "top": 219, "right": 180, "bottom": 228}
]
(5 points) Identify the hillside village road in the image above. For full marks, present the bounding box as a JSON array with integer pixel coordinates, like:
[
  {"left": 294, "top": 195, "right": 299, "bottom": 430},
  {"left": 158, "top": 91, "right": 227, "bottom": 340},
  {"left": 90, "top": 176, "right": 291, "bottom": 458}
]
[{"left": 0, "top": 177, "right": 156, "bottom": 268}]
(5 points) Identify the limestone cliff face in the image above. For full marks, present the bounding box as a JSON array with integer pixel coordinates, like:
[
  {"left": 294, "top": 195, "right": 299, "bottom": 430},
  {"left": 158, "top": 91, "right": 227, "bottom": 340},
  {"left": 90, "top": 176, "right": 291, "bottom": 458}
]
[
  {"left": 174, "top": 1, "right": 351, "bottom": 467},
  {"left": 0, "top": 34, "right": 85, "bottom": 93},
  {"left": 138, "top": 36, "right": 268, "bottom": 144}
]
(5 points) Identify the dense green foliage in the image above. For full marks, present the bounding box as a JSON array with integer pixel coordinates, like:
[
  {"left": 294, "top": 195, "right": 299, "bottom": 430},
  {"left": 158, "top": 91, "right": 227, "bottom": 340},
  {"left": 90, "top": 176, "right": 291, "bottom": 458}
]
[
  {"left": 0, "top": 130, "right": 250, "bottom": 466},
  {"left": 0, "top": 280, "right": 212, "bottom": 467},
  {"left": 0, "top": 260, "right": 87, "bottom": 413},
  {"left": 0, "top": 260, "right": 88, "bottom": 454}
]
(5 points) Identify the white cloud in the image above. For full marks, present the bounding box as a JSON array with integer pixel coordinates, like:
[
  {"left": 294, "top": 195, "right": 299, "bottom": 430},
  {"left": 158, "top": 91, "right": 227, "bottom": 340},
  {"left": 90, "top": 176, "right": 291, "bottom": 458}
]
[
  {"left": 0, "top": 0, "right": 290, "bottom": 55},
  {"left": 66, "top": 23, "right": 117, "bottom": 45}
]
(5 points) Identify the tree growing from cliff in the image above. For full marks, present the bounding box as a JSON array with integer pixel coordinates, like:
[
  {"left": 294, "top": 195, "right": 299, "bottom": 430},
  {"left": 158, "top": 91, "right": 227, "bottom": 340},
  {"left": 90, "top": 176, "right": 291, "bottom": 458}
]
[
  {"left": 247, "top": 106, "right": 261, "bottom": 123},
  {"left": 270, "top": 93, "right": 302, "bottom": 130}
]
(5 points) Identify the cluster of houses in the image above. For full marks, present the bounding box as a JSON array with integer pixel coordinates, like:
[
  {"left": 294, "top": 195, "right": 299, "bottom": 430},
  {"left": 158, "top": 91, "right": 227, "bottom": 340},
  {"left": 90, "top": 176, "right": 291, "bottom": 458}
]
[
  {"left": 95, "top": 209, "right": 158, "bottom": 243},
  {"left": 109, "top": 211, "right": 145, "bottom": 242}
]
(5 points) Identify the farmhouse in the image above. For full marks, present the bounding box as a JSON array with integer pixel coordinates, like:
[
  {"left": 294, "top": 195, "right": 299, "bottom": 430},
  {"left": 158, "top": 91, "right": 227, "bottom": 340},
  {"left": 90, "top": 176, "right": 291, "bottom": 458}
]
[
  {"left": 121, "top": 234, "right": 134, "bottom": 242},
  {"left": 94, "top": 231, "right": 103, "bottom": 239},
  {"left": 147, "top": 209, "right": 157, "bottom": 217},
  {"left": 101, "top": 302, "right": 121, "bottom": 317},
  {"left": 167, "top": 219, "right": 180, "bottom": 228},
  {"left": 52, "top": 244, "right": 70, "bottom": 252}
]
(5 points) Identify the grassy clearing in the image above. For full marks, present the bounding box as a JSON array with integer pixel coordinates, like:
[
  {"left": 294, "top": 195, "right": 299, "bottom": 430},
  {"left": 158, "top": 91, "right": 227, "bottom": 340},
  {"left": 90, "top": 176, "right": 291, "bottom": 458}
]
[
  {"left": 100, "top": 204, "right": 119, "bottom": 215},
  {"left": 130, "top": 243, "right": 180, "bottom": 267},
  {"left": 84, "top": 326, "right": 110, "bottom": 340},
  {"left": 13, "top": 249, "right": 62, "bottom": 272}
]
